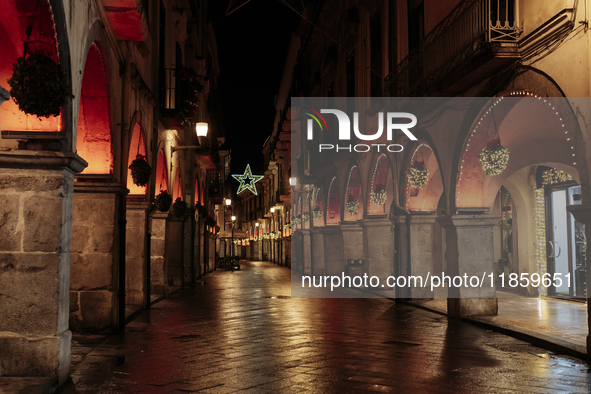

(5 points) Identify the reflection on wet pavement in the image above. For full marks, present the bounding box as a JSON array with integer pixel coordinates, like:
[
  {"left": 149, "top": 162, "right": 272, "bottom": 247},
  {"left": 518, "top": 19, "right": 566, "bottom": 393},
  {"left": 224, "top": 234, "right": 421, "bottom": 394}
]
[{"left": 62, "top": 261, "right": 591, "bottom": 393}]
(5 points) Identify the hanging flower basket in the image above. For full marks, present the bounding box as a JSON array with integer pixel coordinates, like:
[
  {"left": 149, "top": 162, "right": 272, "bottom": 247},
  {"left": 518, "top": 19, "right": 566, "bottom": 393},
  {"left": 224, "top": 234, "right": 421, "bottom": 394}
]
[
  {"left": 370, "top": 186, "right": 387, "bottom": 205},
  {"left": 302, "top": 213, "right": 310, "bottom": 222},
  {"left": 205, "top": 215, "right": 216, "bottom": 228},
  {"left": 479, "top": 139, "right": 510, "bottom": 176},
  {"left": 155, "top": 191, "right": 173, "bottom": 212},
  {"left": 345, "top": 196, "right": 360, "bottom": 215},
  {"left": 407, "top": 161, "right": 429, "bottom": 188},
  {"left": 129, "top": 154, "right": 151, "bottom": 187},
  {"left": 8, "top": 54, "right": 70, "bottom": 118},
  {"left": 292, "top": 215, "right": 302, "bottom": 225},
  {"left": 313, "top": 208, "right": 323, "bottom": 220},
  {"left": 284, "top": 223, "right": 292, "bottom": 230},
  {"left": 173, "top": 198, "right": 188, "bottom": 217},
  {"left": 196, "top": 204, "right": 208, "bottom": 219}
]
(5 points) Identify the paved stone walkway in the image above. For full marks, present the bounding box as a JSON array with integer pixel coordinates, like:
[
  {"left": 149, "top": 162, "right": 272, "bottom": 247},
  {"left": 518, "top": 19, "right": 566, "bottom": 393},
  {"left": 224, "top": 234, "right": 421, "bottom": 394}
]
[{"left": 61, "top": 261, "right": 591, "bottom": 393}]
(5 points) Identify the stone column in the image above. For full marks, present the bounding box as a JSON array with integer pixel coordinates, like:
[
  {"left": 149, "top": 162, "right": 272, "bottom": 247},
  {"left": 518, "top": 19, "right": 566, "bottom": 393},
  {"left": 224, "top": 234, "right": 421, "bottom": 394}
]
[
  {"left": 437, "top": 215, "right": 499, "bottom": 317},
  {"left": 301, "top": 229, "right": 312, "bottom": 274},
  {"left": 126, "top": 200, "right": 150, "bottom": 307},
  {"left": 311, "top": 228, "right": 325, "bottom": 276},
  {"left": 359, "top": 218, "right": 394, "bottom": 287},
  {"left": 323, "top": 227, "right": 344, "bottom": 275},
  {"left": 341, "top": 223, "right": 364, "bottom": 273},
  {"left": 150, "top": 212, "right": 169, "bottom": 296},
  {"left": 291, "top": 231, "right": 303, "bottom": 272},
  {"left": 165, "top": 217, "right": 185, "bottom": 288},
  {"left": 70, "top": 183, "right": 126, "bottom": 333},
  {"left": 0, "top": 151, "right": 86, "bottom": 385}
]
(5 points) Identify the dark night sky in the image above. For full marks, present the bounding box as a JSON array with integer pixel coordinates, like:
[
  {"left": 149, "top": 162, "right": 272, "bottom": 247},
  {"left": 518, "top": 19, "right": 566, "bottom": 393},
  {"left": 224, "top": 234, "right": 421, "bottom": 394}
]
[{"left": 209, "top": 0, "right": 299, "bottom": 180}]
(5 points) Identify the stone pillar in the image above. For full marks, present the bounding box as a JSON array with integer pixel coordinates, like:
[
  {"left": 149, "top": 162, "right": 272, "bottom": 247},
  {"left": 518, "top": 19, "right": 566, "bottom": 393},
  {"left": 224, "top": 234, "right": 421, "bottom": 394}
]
[
  {"left": 311, "top": 228, "right": 325, "bottom": 276},
  {"left": 437, "top": 215, "right": 499, "bottom": 317},
  {"left": 126, "top": 201, "right": 149, "bottom": 307},
  {"left": 359, "top": 218, "right": 394, "bottom": 286},
  {"left": 0, "top": 151, "right": 86, "bottom": 385},
  {"left": 166, "top": 217, "right": 185, "bottom": 288},
  {"left": 150, "top": 212, "right": 168, "bottom": 296},
  {"left": 393, "top": 215, "right": 436, "bottom": 299},
  {"left": 285, "top": 237, "right": 291, "bottom": 267},
  {"left": 70, "top": 183, "right": 126, "bottom": 333},
  {"left": 292, "top": 231, "right": 303, "bottom": 272},
  {"left": 183, "top": 216, "right": 193, "bottom": 285},
  {"left": 323, "top": 226, "right": 344, "bottom": 276},
  {"left": 341, "top": 223, "right": 364, "bottom": 273},
  {"left": 302, "top": 229, "right": 312, "bottom": 274}
]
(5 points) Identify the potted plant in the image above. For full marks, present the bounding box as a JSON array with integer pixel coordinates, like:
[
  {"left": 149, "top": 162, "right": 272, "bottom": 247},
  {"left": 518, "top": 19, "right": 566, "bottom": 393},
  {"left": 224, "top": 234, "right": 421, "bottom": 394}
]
[
  {"left": 8, "top": 54, "right": 70, "bottom": 118},
  {"left": 129, "top": 154, "right": 151, "bottom": 187},
  {"left": 172, "top": 198, "right": 188, "bottom": 217},
  {"left": 155, "top": 190, "right": 173, "bottom": 212},
  {"left": 370, "top": 186, "right": 387, "bottom": 205},
  {"left": 479, "top": 138, "right": 510, "bottom": 176},
  {"left": 313, "top": 208, "right": 323, "bottom": 220},
  {"left": 345, "top": 196, "right": 360, "bottom": 215},
  {"left": 407, "top": 161, "right": 429, "bottom": 188}
]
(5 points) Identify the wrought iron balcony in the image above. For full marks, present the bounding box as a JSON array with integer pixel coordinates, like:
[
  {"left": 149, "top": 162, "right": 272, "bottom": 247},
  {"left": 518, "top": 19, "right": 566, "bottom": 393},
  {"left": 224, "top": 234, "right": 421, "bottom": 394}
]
[{"left": 386, "top": 0, "right": 521, "bottom": 97}]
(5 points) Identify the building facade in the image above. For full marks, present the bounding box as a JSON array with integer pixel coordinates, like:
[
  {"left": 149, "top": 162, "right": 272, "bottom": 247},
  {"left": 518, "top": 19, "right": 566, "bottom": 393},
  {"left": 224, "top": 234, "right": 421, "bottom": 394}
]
[
  {"left": 0, "top": 0, "right": 225, "bottom": 387},
  {"left": 288, "top": 0, "right": 591, "bottom": 355}
]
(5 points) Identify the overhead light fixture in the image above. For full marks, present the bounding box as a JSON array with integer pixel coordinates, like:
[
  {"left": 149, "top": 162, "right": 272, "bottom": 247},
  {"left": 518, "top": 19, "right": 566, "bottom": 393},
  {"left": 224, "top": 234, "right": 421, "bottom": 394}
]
[
  {"left": 196, "top": 122, "right": 208, "bottom": 137},
  {"left": 231, "top": 215, "right": 236, "bottom": 221},
  {"left": 289, "top": 177, "right": 297, "bottom": 186},
  {"left": 225, "top": 198, "right": 232, "bottom": 206},
  {"left": 255, "top": 222, "right": 259, "bottom": 227},
  {"left": 270, "top": 207, "right": 275, "bottom": 213}
]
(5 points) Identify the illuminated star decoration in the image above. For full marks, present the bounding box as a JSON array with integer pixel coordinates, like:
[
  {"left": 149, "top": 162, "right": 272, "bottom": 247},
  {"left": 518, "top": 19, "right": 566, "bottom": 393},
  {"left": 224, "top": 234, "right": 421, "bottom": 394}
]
[{"left": 232, "top": 164, "right": 264, "bottom": 195}]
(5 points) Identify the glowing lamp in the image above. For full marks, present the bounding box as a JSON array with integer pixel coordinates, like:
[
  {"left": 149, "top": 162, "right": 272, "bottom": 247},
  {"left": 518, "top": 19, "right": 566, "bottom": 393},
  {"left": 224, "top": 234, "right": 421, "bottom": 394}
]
[
  {"left": 270, "top": 207, "right": 275, "bottom": 213},
  {"left": 196, "top": 122, "right": 208, "bottom": 137},
  {"left": 225, "top": 198, "right": 232, "bottom": 206},
  {"left": 289, "top": 177, "right": 297, "bottom": 186},
  {"left": 231, "top": 215, "right": 236, "bottom": 221},
  {"left": 255, "top": 222, "right": 259, "bottom": 227}
]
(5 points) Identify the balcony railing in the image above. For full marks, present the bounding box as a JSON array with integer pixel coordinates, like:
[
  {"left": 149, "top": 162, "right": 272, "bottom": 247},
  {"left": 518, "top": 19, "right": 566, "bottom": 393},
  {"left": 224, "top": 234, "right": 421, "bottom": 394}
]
[{"left": 386, "top": 0, "right": 521, "bottom": 97}]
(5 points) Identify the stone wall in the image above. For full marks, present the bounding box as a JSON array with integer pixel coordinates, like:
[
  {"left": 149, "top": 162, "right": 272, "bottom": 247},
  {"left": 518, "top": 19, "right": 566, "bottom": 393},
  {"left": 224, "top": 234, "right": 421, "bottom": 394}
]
[
  {"left": 151, "top": 213, "right": 168, "bottom": 296},
  {"left": 126, "top": 202, "right": 148, "bottom": 306},
  {"left": 70, "top": 185, "right": 121, "bottom": 333}
]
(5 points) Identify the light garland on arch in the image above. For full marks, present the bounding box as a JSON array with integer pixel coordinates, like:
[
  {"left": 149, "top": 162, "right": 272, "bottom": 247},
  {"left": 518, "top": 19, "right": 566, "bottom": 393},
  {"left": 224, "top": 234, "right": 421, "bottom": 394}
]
[
  {"left": 370, "top": 154, "right": 388, "bottom": 207},
  {"left": 456, "top": 91, "right": 577, "bottom": 205}
]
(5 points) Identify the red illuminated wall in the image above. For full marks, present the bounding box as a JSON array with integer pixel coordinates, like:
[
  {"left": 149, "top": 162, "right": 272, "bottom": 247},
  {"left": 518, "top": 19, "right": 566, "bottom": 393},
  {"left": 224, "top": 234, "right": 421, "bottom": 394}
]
[
  {"left": 172, "top": 167, "right": 183, "bottom": 201},
  {"left": 127, "top": 123, "right": 148, "bottom": 195},
  {"left": 0, "top": 0, "right": 62, "bottom": 132},
  {"left": 77, "top": 43, "right": 112, "bottom": 174},
  {"left": 155, "top": 150, "right": 169, "bottom": 193}
]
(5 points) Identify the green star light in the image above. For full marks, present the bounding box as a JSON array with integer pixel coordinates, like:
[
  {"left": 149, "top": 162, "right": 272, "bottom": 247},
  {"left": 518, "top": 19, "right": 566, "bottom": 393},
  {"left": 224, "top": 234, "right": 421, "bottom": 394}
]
[{"left": 232, "top": 164, "right": 264, "bottom": 195}]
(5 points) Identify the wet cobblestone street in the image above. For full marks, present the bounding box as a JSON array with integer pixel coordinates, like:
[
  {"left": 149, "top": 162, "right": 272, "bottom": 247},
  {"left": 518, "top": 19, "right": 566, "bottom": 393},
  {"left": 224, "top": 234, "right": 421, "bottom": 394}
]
[{"left": 63, "top": 261, "right": 591, "bottom": 393}]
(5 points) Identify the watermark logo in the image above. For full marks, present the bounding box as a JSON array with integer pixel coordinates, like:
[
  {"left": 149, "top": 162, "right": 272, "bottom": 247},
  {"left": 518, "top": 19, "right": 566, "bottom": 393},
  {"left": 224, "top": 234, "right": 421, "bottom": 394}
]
[{"left": 305, "top": 108, "right": 418, "bottom": 152}]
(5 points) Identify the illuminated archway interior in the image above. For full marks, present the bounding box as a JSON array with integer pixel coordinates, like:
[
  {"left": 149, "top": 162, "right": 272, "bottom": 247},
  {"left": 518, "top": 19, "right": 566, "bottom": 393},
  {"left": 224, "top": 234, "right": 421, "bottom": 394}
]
[
  {"left": 344, "top": 165, "right": 363, "bottom": 221},
  {"left": 326, "top": 177, "right": 340, "bottom": 226},
  {"left": 77, "top": 42, "right": 112, "bottom": 174},
  {"left": 368, "top": 154, "right": 391, "bottom": 215},
  {"left": 155, "top": 150, "right": 169, "bottom": 193},
  {"left": 406, "top": 143, "right": 443, "bottom": 211},
  {"left": 127, "top": 123, "right": 147, "bottom": 195}
]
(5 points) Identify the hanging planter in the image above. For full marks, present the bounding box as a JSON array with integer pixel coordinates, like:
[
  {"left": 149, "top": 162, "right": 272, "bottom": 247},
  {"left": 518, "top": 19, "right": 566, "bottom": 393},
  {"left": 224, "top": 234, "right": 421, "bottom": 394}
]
[
  {"left": 370, "top": 186, "right": 387, "bottom": 205},
  {"left": 302, "top": 212, "right": 310, "bottom": 222},
  {"left": 407, "top": 161, "right": 429, "bottom": 188},
  {"left": 284, "top": 223, "right": 292, "bottom": 230},
  {"left": 173, "top": 198, "right": 188, "bottom": 217},
  {"left": 292, "top": 215, "right": 302, "bottom": 225},
  {"left": 479, "top": 138, "right": 510, "bottom": 176},
  {"left": 129, "top": 154, "right": 151, "bottom": 187},
  {"left": 313, "top": 208, "right": 323, "bottom": 220},
  {"left": 155, "top": 191, "right": 173, "bottom": 212},
  {"left": 345, "top": 196, "right": 360, "bottom": 215},
  {"left": 8, "top": 54, "right": 70, "bottom": 118}
]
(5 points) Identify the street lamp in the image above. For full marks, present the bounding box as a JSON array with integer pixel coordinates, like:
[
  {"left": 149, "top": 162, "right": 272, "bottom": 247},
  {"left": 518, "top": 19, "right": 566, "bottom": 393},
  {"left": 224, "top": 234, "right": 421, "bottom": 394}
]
[
  {"left": 196, "top": 122, "right": 208, "bottom": 137},
  {"left": 231, "top": 215, "right": 236, "bottom": 257},
  {"left": 289, "top": 177, "right": 297, "bottom": 186},
  {"left": 270, "top": 207, "right": 275, "bottom": 213},
  {"left": 225, "top": 198, "right": 231, "bottom": 206}
]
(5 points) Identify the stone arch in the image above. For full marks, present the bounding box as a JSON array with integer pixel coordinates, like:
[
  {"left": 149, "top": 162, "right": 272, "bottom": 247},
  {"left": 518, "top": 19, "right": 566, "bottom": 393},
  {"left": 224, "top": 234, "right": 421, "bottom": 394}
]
[
  {"left": 326, "top": 176, "right": 341, "bottom": 226},
  {"left": 366, "top": 153, "right": 392, "bottom": 215},
  {"left": 454, "top": 91, "right": 587, "bottom": 210},
  {"left": 126, "top": 118, "right": 148, "bottom": 195},
  {"left": 404, "top": 141, "right": 444, "bottom": 212},
  {"left": 76, "top": 41, "right": 113, "bottom": 174},
  {"left": 343, "top": 163, "right": 363, "bottom": 221}
]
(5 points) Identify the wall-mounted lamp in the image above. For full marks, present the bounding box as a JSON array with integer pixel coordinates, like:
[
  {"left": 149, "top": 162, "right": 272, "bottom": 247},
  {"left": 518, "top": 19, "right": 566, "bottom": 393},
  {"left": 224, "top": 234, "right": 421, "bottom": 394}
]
[
  {"left": 270, "top": 207, "right": 275, "bottom": 213},
  {"left": 196, "top": 122, "right": 208, "bottom": 137},
  {"left": 289, "top": 177, "right": 297, "bottom": 186},
  {"left": 255, "top": 222, "right": 259, "bottom": 227},
  {"left": 231, "top": 215, "right": 236, "bottom": 221},
  {"left": 225, "top": 198, "right": 232, "bottom": 206}
]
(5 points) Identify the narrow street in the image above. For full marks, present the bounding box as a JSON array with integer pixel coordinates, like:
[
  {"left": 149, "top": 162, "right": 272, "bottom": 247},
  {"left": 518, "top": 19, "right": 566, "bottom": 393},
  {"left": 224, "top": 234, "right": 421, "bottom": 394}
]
[{"left": 59, "top": 261, "right": 591, "bottom": 394}]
